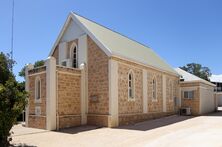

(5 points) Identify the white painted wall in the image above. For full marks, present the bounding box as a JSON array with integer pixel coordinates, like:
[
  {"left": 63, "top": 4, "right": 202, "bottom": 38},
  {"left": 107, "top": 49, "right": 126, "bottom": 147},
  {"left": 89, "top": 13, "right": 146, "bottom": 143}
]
[
  {"left": 162, "top": 75, "right": 166, "bottom": 112},
  {"left": 58, "top": 42, "right": 67, "bottom": 65},
  {"left": 108, "top": 59, "right": 119, "bottom": 127},
  {"left": 60, "top": 20, "right": 85, "bottom": 42},
  {"left": 78, "top": 34, "right": 87, "bottom": 66},
  {"left": 200, "top": 86, "right": 215, "bottom": 114},
  {"left": 143, "top": 69, "right": 148, "bottom": 113},
  {"left": 216, "top": 93, "right": 222, "bottom": 106},
  {"left": 46, "top": 57, "right": 57, "bottom": 130}
]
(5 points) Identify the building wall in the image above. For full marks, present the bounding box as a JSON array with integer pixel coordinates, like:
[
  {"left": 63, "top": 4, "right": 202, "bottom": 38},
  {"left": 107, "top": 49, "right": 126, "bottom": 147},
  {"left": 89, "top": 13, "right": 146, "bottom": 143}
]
[
  {"left": 28, "top": 67, "right": 47, "bottom": 129},
  {"left": 199, "top": 83, "right": 216, "bottom": 114},
  {"left": 113, "top": 57, "right": 179, "bottom": 125},
  {"left": 52, "top": 39, "right": 78, "bottom": 65},
  {"left": 180, "top": 82, "right": 200, "bottom": 115},
  {"left": 166, "top": 76, "right": 179, "bottom": 112},
  {"left": 56, "top": 66, "right": 81, "bottom": 129},
  {"left": 216, "top": 93, "right": 222, "bottom": 106},
  {"left": 87, "top": 36, "right": 109, "bottom": 126}
]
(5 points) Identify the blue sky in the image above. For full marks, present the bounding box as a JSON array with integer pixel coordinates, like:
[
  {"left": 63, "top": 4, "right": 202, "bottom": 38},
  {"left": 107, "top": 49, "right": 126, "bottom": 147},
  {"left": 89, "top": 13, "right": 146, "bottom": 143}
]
[{"left": 0, "top": 0, "right": 222, "bottom": 81}]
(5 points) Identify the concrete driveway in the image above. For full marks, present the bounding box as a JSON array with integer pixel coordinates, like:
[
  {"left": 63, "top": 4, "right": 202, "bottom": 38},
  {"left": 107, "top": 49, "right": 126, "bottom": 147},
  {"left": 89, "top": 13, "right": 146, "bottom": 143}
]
[{"left": 12, "top": 112, "right": 222, "bottom": 147}]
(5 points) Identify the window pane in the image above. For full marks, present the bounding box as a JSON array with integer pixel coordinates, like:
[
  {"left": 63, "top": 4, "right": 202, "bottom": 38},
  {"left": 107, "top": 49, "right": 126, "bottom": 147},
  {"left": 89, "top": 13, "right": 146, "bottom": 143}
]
[
  {"left": 189, "top": 91, "right": 194, "bottom": 99},
  {"left": 184, "top": 91, "right": 188, "bottom": 98},
  {"left": 37, "top": 80, "right": 40, "bottom": 99},
  {"left": 129, "top": 89, "right": 132, "bottom": 98}
]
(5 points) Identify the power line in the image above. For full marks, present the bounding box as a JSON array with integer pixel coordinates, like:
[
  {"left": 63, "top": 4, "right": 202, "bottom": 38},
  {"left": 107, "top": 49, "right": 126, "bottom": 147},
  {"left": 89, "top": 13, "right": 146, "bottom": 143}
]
[{"left": 10, "top": 0, "right": 14, "bottom": 71}]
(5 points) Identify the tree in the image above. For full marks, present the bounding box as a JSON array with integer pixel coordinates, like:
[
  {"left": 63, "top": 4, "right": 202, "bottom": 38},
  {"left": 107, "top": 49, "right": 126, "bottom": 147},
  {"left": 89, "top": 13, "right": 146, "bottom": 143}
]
[
  {"left": 0, "top": 52, "right": 27, "bottom": 146},
  {"left": 180, "top": 63, "right": 212, "bottom": 81},
  {"left": 19, "top": 60, "right": 45, "bottom": 79}
]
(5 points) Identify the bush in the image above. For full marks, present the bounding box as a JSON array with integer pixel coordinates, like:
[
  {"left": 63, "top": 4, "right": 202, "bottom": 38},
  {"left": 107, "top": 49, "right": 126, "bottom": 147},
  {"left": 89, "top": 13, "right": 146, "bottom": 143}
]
[{"left": 0, "top": 52, "right": 27, "bottom": 146}]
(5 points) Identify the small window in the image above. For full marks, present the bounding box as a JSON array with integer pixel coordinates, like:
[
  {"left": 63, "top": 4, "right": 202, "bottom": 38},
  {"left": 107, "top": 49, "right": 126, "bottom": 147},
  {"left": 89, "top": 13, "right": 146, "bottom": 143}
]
[
  {"left": 169, "top": 81, "right": 174, "bottom": 100},
  {"left": 152, "top": 77, "right": 157, "bottom": 100},
  {"left": 35, "top": 76, "right": 41, "bottom": 101},
  {"left": 128, "top": 70, "right": 135, "bottom": 99},
  {"left": 70, "top": 42, "right": 78, "bottom": 68},
  {"left": 184, "top": 91, "right": 194, "bottom": 99}
]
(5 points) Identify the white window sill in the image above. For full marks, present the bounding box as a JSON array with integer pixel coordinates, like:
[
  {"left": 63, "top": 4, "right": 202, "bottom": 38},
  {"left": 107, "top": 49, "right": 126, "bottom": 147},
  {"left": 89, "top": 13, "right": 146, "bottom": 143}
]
[
  {"left": 128, "top": 98, "right": 136, "bottom": 101},
  {"left": 152, "top": 99, "right": 158, "bottom": 102},
  {"left": 35, "top": 99, "right": 42, "bottom": 103}
]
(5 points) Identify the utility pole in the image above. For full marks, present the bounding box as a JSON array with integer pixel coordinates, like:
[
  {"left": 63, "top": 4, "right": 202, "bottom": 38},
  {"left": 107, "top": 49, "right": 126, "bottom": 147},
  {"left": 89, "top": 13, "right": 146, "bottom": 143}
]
[{"left": 10, "top": 0, "right": 15, "bottom": 71}]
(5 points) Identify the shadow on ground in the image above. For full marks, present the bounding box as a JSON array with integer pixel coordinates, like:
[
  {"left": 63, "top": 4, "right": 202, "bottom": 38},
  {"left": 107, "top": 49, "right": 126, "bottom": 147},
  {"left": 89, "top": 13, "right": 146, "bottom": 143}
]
[
  {"left": 57, "top": 115, "right": 194, "bottom": 134},
  {"left": 117, "top": 115, "right": 193, "bottom": 131},
  {"left": 204, "top": 110, "right": 222, "bottom": 116},
  {"left": 57, "top": 125, "right": 101, "bottom": 134}
]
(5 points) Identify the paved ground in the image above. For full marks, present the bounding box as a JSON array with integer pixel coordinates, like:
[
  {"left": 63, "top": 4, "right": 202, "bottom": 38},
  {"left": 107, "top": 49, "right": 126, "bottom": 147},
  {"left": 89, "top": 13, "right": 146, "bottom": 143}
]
[{"left": 12, "top": 112, "right": 222, "bottom": 147}]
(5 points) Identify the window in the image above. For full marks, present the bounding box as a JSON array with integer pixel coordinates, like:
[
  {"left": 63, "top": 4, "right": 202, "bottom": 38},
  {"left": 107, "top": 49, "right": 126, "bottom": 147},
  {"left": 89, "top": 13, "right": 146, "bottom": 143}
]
[
  {"left": 184, "top": 91, "right": 194, "bottom": 99},
  {"left": 152, "top": 77, "right": 157, "bottom": 100},
  {"left": 169, "top": 81, "right": 174, "bottom": 100},
  {"left": 128, "top": 70, "right": 135, "bottom": 99},
  {"left": 35, "top": 76, "right": 41, "bottom": 102},
  {"left": 70, "top": 42, "right": 78, "bottom": 68}
]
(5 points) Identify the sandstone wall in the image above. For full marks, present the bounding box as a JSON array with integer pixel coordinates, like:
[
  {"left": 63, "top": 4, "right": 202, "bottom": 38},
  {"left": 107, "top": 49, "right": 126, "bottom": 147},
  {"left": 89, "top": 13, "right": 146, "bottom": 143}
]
[
  {"left": 180, "top": 82, "right": 200, "bottom": 115},
  {"left": 57, "top": 66, "right": 81, "bottom": 128},
  {"left": 28, "top": 67, "right": 46, "bottom": 129},
  {"left": 113, "top": 57, "right": 179, "bottom": 125}
]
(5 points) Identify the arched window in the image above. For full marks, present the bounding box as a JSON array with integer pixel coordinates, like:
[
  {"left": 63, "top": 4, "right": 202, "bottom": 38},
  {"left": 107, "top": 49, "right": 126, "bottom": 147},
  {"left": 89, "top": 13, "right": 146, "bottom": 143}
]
[
  {"left": 128, "top": 70, "right": 135, "bottom": 99},
  {"left": 70, "top": 42, "right": 78, "bottom": 68},
  {"left": 35, "top": 76, "right": 41, "bottom": 101},
  {"left": 169, "top": 80, "right": 174, "bottom": 100},
  {"left": 152, "top": 77, "right": 157, "bottom": 100}
]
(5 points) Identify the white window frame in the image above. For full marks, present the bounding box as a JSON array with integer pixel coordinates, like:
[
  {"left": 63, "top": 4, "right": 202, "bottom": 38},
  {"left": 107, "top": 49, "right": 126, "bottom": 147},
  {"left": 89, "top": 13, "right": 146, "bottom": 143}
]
[
  {"left": 128, "top": 70, "right": 135, "bottom": 101},
  {"left": 184, "top": 91, "right": 194, "bottom": 99},
  {"left": 35, "top": 76, "right": 41, "bottom": 103},
  {"left": 152, "top": 76, "right": 157, "bottom": 102},
  {"left": 70, "top": 42, "right": 78, "bottom": 68}
]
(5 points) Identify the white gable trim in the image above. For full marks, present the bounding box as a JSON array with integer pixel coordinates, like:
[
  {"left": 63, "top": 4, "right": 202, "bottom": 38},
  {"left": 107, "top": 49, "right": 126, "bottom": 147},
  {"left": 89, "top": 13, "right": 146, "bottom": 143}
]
[
  {"left": 49, "top": 12, "right": 112, "bottom": 57},
  {"left": 49, "top": 15, "right": 72, "bottom": 56}
]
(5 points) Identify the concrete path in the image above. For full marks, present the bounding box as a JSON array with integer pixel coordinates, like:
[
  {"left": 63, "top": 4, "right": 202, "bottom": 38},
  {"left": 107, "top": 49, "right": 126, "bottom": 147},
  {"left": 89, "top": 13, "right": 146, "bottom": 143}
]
[{"left": 12, "top": 112, "right": 222, "bottom": 147}]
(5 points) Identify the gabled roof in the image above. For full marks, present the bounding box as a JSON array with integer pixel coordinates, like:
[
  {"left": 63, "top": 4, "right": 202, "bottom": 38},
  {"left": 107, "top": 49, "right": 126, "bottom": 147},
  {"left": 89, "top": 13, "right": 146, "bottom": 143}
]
[
  {"left": 175, "top": 68, "right": 215, "bottom": 86},
  {"left": 210, "top": 75, "right": 222, "bottom": 83},
  {"left": 49, "top": 12, "right": 179, "bottom": 76}
]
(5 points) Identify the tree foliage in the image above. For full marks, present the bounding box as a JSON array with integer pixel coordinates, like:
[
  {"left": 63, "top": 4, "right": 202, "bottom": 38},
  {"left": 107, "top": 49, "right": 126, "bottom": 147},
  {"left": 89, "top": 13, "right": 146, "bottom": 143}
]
[
  {"left": 180, "top": 63, "right": 212, "bottom": 81},
  {"left": 19, "top": 60, "right": 45, "bottom": 79},
  {"left": 0, "top": 52, "right": 27, "bottom": 146}
]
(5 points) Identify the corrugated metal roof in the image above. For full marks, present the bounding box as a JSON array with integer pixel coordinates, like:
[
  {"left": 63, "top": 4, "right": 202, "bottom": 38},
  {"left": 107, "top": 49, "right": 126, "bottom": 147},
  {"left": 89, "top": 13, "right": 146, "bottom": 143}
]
[
  {"left": 175, "top": 68, "right": 215, "bottom": 86},
  {"left": 72, "top": 12, "right": 178, "bottom": 75},
  {"left": 210, "top": 75, "right": 222, "bottom": 83}
]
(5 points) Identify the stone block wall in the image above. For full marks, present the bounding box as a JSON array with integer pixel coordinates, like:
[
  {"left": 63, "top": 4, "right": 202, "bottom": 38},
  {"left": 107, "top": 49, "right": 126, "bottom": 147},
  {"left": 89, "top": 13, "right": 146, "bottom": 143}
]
[
  {"left": 118, "top": 63, "right": 143, "bottom": 114},
  {"left": 180, "top": 82, "right": 200, "bottom": 115},
  {"left": 113, "top": 57, "right": 179, "bottom": 125},
  {"left": 87, "top": 36, "right": 109, "bottom": 126},
  {"left": 57, "top": 66, "right": 81, "bottom": 129},
  {"left": 28, "top": 67, "right": 46, "bottom": 129},
  {"left": 166, "top": 75, "right": 179, "bottom": 112}
]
